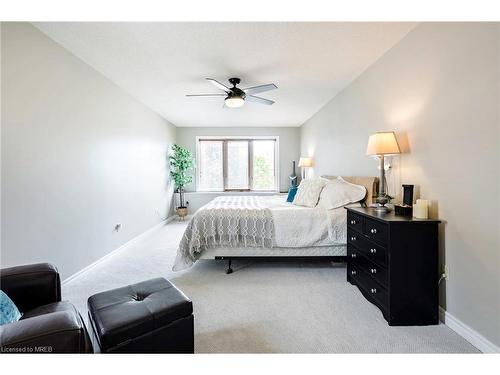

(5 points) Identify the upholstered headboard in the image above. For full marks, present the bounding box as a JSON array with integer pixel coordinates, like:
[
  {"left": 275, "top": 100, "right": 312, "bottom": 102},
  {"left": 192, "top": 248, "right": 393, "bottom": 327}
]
[{"left": 321, "top": 176, "right": 379, "bottom": 206}]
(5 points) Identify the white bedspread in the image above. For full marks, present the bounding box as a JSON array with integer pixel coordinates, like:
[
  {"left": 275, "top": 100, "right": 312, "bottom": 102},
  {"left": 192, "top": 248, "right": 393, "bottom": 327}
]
[
  {"left": 271, "top": 202, "right": 347, "bottom": 247},
  {"left": 172, "top": 195, "right": 351, "bottom": 271}
]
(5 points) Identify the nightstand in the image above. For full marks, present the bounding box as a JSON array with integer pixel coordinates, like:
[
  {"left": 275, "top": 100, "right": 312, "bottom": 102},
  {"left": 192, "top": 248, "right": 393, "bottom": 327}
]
[{"left": 345, "top": 207, "right": 441, "bottom": 326}]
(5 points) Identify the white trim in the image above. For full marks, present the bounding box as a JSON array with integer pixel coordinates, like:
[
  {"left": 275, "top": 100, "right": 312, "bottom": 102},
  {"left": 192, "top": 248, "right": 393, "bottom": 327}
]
[
  {"left": 62, "top": 216, "right": 175, "bottom": 285},
  {"left": 439, "top": 306, "right": 500, "bottom": 353},
  {"left": 196, "top": 135, "right": 279, "bottom": 140}
]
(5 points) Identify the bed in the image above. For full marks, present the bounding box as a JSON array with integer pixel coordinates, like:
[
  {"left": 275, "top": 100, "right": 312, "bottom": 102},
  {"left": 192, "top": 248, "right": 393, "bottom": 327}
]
[{"left": 173, "top": 176, "right": 378, "bottom": 273}]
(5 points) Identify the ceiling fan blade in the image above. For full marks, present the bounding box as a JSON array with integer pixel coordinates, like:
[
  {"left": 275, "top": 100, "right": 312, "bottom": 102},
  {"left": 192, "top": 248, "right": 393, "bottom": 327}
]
[
  {"left": 206, "top": 78, "right": 231, "bottom": 92},
  {"left": 243, "top": 83, "right": 277, "bottom": 95},
  {"left": 186, "top": 93, "right": 227, "bottom": 97},
  {"left": 245, "top": 95, "right": 275, "bottom": 105}
]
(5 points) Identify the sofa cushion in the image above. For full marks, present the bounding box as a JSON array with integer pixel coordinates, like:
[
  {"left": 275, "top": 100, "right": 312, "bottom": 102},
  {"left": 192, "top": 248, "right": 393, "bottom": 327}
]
[
  {"left": 87, "top": 278, "right": 192, "bottom": 351},
  {"left": 21, "top": 301, "right": 78, "bottom": 320}
]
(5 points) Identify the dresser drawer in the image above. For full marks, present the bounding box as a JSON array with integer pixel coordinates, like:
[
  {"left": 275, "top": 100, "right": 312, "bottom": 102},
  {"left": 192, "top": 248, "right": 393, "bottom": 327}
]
[
  {"left": 347, "top": 229, "right": 387, "bottom": 267},
  {"left": 347, "top": 243, "right": 361, "bottom": 263},
  {"left": 347, "top": 229, "right": 362, "bottom": 246},
  {"left": 347, "top": 211, "right": 363, "bottom": 233},
  {"left": 364, "top": 217, "right": 388, "bottom": 245},
  {"left": 348, "top": 245, "right": 387, "bottom": 287},
  {"left": 347, "top": 265, "right": 359, "bottom": 279},
  {"left": 348, "top": 264, "right": 388, "bottom": 312},
  {"left": 361, "top": 238, "right": 387, "bottom": 268},
  {"left": 356, "top": 254, "right": 388, "bottom": 287}
]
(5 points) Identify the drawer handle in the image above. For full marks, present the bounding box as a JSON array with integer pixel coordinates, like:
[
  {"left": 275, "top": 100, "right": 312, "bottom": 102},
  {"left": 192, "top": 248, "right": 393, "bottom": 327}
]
[
  {"left": 370, "top": 248, "right": 377, "bottom": 254},
  {"left": 351, "top": 253, "right": 357, "bottom": 258},
  {"left": 350, "top": 236, "right": 357, "bottom": 241},
  {"left": 351, "top": 270, "right": 357, "bottom": 275},
  {"left": 350, "top": 220, "right": 357, "bottom": 225},
  {"left": 370, "top": 268, "right": 377, "bottom": 274},
  {"left": 370, "top": 288, "right": 377, "bottom": 294},
  {"left": 370, "top": 228, "right": 378, "bottom": 234}
]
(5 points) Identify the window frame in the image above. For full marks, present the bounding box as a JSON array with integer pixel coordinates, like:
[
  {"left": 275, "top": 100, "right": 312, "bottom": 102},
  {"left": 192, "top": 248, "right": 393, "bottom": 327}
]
[{"left": 196, "top": 135, "right": 279, "bottom": 192}]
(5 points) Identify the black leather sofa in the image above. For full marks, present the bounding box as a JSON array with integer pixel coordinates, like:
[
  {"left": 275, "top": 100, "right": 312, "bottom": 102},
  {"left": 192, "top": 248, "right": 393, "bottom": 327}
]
[{"left": 0, "top": 263, "right": 93, "bottom": 353}]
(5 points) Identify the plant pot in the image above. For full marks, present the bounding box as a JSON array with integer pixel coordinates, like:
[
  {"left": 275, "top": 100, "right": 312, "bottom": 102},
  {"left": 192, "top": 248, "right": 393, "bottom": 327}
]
[{"left": 176, "top": 206, "right": 188, "bottom": 220}]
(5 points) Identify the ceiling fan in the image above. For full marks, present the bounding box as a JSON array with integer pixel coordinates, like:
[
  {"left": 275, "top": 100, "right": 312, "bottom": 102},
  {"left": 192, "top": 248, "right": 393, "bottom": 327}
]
[{"left": 186, "top": 78, "right": 277, "bottom": 108}]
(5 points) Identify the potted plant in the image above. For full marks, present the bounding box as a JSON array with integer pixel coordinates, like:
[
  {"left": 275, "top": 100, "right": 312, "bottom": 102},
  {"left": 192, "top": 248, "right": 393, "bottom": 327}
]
[{"left": 169, "top": 144, "right": 195, "bottom": 219}]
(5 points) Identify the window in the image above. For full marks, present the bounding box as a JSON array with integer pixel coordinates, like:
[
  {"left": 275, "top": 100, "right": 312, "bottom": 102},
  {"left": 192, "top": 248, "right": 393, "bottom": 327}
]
[
  {"left": 197, "top": 136, "right": 278, "bottom": 192},
  {"left": 198, "top": 141, "right": 223, "bottom": 191}
]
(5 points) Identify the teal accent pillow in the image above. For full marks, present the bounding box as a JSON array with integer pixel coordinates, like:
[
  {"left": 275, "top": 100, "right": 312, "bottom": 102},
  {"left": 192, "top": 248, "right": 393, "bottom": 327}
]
[
  {"left": 287, "top": 186, "right": 298, "bottom": 202},
  {"left": 0, "top": 290, "right": 22, "bottom": 325}
]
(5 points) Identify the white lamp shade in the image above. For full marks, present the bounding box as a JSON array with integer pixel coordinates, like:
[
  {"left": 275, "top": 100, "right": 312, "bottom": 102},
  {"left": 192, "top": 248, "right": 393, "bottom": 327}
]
[
  {"left": 298, "top": 157, "right": 313, "bottom": 167},
  {"left": 366, "top": 131, "right": 401, "bottom": 156}
]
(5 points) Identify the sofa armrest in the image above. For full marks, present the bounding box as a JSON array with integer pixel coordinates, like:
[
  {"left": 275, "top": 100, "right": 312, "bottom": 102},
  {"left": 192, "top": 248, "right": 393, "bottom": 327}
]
[
  {"left": 0, "top": 263, "right": 61, "bottom": 312},
  {"left": 0, "top": 310, "right": 92, "bottom": 353}
]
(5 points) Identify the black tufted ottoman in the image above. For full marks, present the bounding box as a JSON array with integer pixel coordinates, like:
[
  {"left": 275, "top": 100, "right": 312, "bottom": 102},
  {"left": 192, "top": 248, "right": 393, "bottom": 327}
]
[{"left": 87, "top": 278, "right": 194, "bottom": 353}]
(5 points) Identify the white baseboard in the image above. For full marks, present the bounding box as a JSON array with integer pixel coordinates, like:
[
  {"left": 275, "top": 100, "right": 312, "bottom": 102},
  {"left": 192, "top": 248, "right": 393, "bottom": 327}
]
[
  {"left": 439, "top": 307, "right": 500, "bottom": 353},
  {"left": 62, "top": 216, "right": 175, "bottom": 285}
]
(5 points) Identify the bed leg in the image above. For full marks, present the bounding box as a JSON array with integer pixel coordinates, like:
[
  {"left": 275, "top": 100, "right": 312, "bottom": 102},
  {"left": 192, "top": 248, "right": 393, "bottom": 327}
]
[{"left": 226, "top": 258, "right": 233, "bottom": 274}]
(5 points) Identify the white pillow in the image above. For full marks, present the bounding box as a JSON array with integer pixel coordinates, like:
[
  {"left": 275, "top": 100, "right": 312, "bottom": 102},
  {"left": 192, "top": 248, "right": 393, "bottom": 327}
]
[
  {"left": 293, "top": 177, "right": 329, "bottom": 207},
  {"left": 317, "top": 176, "right": 367, "bottom": 209}
]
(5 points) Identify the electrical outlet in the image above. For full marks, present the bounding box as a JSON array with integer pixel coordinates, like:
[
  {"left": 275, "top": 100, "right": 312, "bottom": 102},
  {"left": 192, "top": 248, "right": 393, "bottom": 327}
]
[{"left": 443, "top": 264, "right": 450, "bottom": 281}]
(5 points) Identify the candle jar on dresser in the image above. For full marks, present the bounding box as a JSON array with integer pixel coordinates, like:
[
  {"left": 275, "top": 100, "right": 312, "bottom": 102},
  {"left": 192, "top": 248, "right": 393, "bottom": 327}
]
[{"left": 413, "top": 199, "right": 429, "bottom": 219}]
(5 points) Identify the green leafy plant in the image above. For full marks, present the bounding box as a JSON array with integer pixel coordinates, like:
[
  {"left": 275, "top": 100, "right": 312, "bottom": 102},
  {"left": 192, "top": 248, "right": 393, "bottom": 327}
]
[{"left": 169, "top": 144, "right": 194, "bottom": 208}]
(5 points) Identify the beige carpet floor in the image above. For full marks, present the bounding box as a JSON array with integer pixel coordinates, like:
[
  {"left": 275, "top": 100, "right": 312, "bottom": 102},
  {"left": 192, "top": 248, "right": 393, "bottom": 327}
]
[{"left": 63, "top": 219, "right": 479, "bottom": 353}]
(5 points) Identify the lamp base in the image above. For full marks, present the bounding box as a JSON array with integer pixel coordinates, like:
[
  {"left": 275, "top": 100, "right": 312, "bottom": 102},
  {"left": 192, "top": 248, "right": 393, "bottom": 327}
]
[
  {"left": 373, "top": 205, "right": 391, "bottom": 213},
  {"left": 301, "top": 168, "right": 306, "bottom": 180}
]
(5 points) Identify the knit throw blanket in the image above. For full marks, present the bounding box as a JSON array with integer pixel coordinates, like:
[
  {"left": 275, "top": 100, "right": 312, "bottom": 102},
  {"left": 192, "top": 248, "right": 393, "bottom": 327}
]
[{"left": 173, "top": 196, "right": 274, "bottom": 270}]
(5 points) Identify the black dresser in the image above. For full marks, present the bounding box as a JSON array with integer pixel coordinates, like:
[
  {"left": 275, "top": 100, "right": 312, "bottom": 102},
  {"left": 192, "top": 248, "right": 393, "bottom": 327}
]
[{"left": 345, "top": 207, "right": 440, "bottom": 326}]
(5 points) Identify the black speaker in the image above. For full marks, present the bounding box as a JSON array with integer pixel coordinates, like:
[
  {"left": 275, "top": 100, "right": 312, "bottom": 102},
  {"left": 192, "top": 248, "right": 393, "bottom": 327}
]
[
  {"left": 402, "top": 184, "right": 414, "bottom": 206},
  {"left": 395, "top": 184, "right": 415, "bottom": 216}
]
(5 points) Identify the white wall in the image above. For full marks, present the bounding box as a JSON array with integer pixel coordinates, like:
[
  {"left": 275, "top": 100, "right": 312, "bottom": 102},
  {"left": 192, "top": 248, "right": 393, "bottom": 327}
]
[
  {"left": 1, "top": 23, "right": 177, "bottom": 279},
  {"left": 301, "top": 23, "right": 500, "bottom": 348}
]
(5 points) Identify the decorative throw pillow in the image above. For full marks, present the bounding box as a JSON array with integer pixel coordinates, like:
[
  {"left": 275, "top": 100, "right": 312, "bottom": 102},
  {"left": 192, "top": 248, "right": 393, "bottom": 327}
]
[
  {"left": 286, "top": 186, "right": 298, "bottom": 202},
  {"left": 317, "top": 176, "right": 367, "bottom": 209},
  {"left": 0, "top": 290, "right": 22, "bottom": 325},
  {"left": 293, "top": 177, "right": 329, "bottom": 207}
]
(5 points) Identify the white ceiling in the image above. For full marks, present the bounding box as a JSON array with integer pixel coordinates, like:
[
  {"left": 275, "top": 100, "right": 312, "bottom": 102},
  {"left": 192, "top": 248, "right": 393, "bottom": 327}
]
[{"left": 34, "top": 22, "right": 416, "bottom": 127}]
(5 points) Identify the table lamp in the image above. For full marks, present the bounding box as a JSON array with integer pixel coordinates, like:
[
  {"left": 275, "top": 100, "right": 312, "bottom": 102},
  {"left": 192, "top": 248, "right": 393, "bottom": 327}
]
[
  {"left": 366, "top": 131, "right": 401, "bottom": 212},
  {"left": 298, "top": 157, "right": 313, "bottom": 180}
]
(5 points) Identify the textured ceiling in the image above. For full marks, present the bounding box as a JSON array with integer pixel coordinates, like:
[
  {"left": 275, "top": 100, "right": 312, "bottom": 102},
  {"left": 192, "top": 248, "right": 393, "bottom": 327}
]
[{"left": 34, "top": 22, "right": 416, "bottom": 127}]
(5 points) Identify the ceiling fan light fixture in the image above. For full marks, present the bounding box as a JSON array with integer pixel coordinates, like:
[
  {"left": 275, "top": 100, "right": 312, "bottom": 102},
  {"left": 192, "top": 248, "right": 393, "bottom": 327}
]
[
  {"left": 187, "top": 77, "right": 277, "bottom": 107},
  {"left": 224, "top": 95, "right": 245, "bottom": 108}
]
